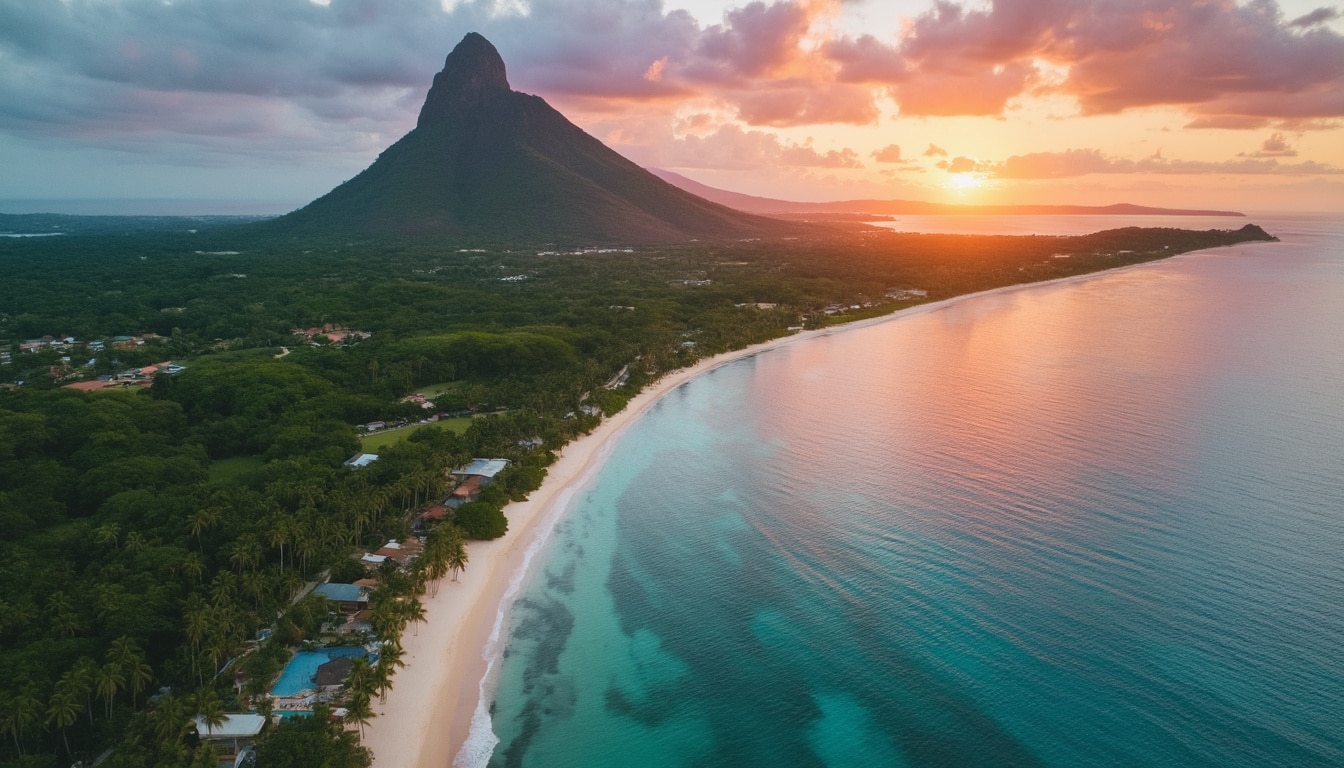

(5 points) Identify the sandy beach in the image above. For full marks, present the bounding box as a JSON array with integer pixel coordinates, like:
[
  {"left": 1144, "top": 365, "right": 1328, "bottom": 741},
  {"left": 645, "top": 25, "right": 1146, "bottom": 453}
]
[{"left": 360, "top": 255, "right": 1216, "bottom": 768}]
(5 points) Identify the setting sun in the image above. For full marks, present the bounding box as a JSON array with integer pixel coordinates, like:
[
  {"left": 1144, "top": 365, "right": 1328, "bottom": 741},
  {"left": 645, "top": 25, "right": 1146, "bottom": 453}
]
[{"left": 946, "top": 173, "right": 986, "bottom": 192}]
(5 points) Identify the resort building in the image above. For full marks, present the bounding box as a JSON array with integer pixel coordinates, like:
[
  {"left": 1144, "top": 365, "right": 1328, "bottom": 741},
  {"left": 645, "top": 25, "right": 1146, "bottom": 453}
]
[
  {"left": 452, "top": 458, "right": 510, "bottom": 483},
  {"left": 312, "top": 583, "right": 369, "bottom": 614},
  {"left": 194, "top": 713, "right": 265, "bottom": 768},
  {"left": 314, "top": 656, "right": 356, "bottom": 688},
  {"left": 447, "top": 458, "right": 510, "bottom": 506}
]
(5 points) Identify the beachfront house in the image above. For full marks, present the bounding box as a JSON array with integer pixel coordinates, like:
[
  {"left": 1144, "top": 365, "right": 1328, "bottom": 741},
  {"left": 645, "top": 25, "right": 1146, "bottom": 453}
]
[
  {"left": 373, "top": 539, "right": 422, "bottom": 568},
  {"left": 415, "top": 505, "right": 449, "bottom": 532},
  {"left": 194, "top": 713, "right": 265, "bottom": 768},
  {"left": 446, "top": 458, "right": 510, "bottom": 507},
  {"left": 313, "top": 583, "right": 369, "bottom": 614},
  {"left": 447, "top": 475, "right": 482, "bottom": 507},
  {"left": 452, "top": 458, "right": 510, "bottom": 484}
]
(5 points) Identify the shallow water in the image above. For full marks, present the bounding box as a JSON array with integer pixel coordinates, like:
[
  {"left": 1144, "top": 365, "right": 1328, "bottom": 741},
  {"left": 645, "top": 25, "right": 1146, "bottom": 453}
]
[{"left": 481, "top": 215, "right": 1344, "bottom": 767}]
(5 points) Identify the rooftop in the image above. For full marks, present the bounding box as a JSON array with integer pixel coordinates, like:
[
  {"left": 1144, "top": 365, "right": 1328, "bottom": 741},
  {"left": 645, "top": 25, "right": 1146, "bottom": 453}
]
[
  {"left": 313, "top": 583, "right": 366, "bottom": 603},
  {"left": 314, "top": 656, "right": 356, "bottom": 687},
  {"left": 344, "top": 452, "right": 379, "bottom": 468},
  {"left": 456, "top": 458, "right": 509, "bottom": 478},
  {"left": 195, "top": 713, "right": 266, "bottom": 739}
]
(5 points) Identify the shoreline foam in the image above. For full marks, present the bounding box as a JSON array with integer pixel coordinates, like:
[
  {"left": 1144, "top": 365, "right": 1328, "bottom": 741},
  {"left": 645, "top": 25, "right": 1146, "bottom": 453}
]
[{"left": 361, "top": 250, "right": 1236, "bottom": 768}]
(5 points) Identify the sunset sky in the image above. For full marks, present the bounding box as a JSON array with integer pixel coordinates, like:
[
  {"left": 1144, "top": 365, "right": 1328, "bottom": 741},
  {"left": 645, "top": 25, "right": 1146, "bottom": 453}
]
[{"left": 2, "top": 0, "right": 1342, "bottom": 213}]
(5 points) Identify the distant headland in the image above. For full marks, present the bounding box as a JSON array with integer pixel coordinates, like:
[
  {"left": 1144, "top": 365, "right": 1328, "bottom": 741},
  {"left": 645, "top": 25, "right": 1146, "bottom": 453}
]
[{"left": 647, "top": 168, "right": 1245, "bottom": 220}]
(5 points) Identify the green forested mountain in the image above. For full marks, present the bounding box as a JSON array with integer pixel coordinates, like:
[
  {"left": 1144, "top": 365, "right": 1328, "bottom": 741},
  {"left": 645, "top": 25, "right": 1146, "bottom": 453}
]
[{"left": 261, "top": 33, "right": 795, "bottom": 245}]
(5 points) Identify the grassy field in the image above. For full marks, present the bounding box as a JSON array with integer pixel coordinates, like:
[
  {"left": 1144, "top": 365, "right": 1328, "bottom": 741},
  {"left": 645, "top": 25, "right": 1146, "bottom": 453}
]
[
  {"left": 359, "top": 417, "right": 474, "bottom": 452},
  {"left": 208, "top": 455, "right": 266, "bottom": 485},
  {"left": 183, "top": 346, "right": 286, "bottom": 365},
  {"left": 413, "top": 381, "right": 458, "bottom": 398}
]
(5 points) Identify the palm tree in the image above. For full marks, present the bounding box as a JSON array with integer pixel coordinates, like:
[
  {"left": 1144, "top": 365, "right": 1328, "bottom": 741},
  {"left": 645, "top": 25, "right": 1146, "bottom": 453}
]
[
  {"left": 241, "top": 570, "right": 269, "bottom": 610},
  {"left": 184, "top": 607, "right": 210, "bottom": 685},
  {"left": 190, "top": 742, "right": 220, "bottom": 768},
  {"left": 267, "top": 514, "right": 293, "bottom": 573},
  {"left": 293, "top": 483, "right": 325, "bottom": 510},
  {"left": 95, "top": 522, "right": 121, "bottom": 549},
  {"left": 205, "top": 634, "right": 232, "bottom": 681},
  {"left": 403, "top": 597, "right": 427, "bottom": 637},
  {"left": 294, "top": 528, "right": 318, "bottom": 575},
  {"left": 126, "top": 652, "right": 154, "bottom": 709},
  {"left": 181, "top": 551, "right": 206, "bottom": 583},
  {"left": 46, "top": 691, "right": 81, "bottom": 757},
  {"left": 124, "top": 530, "right": 148, "bottom": 556},
  {"left": 377, "top": 641, "right": 404, "bottom": 676},
  {"left": 344, "top": 691, "right": 374, "bottom": 740},
  {"left": 95, "top": 662, "right": 126, "bottom": 719},
  {"left": 46, "top": 590, "right": 81, "bottom": 637},
  {"left": 150, "top": 694, "right": 190, "bottom": 748},
  {"left": 369, "top": 601, "right": 406, "bottom": 641},
  {"left": 191, "top": 688, "right": 225, "bottom": 736},
  {"left": 1, "top": 689, "right": 42, "bottom": 756},
  {"left": 187, "top": 507, "right": 220, "bottom": 550},
  {"left": 211, "top": 572, "right": 240, "bottom": 609},
  {"left": 446, "top": 537, "right": 468, "bottom": 583},
  {"left": 229, "top": 535, "right": 262, "bottom": 573},
  {"left": 63, "top": 658, "right": 98, "bottom": 726},
  {"left": 282, "top": 569, "right": 306, "bottom": 602},
  {"left": 370, "top": 661, "right": 393, "bottom": 703},
  {"left": 109, "top": 636, "right": 138, "bottom": 669},
  {"left": 343, "top": 658, "right": 374, "bottom": 701}
]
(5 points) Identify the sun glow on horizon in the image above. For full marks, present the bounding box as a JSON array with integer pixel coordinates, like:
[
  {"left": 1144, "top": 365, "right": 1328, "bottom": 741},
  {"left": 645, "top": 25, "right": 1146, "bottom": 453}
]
[{"left": 945, "top": 173, "right": 987, "bottom": 192}]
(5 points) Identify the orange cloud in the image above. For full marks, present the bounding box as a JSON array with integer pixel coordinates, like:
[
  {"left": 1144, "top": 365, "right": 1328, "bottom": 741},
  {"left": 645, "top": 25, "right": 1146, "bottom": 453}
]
[
  {"left": 1238, "top": 132, "right": 1298, "bottom": 158},
  {"left": 822, "top": 0, "right": 1344, "bottom": 124},
  {"left": 871, "top": 143, "right": 906, "bottom": 162},
  {"left": 984, "top": 147, "right": 1342, "bottom": 177},
  {"left": 613, "top": 122, "right": 862, "bottom": 170}
]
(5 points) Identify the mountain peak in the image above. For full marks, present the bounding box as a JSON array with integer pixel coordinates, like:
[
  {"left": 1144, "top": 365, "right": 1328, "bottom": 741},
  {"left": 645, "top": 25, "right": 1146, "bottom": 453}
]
[
  {"left": 272, "top": 32, "right": 799, "bottom": 244},
  {"left": 417, "top": 32, "right": 510, "bottom": 127}
]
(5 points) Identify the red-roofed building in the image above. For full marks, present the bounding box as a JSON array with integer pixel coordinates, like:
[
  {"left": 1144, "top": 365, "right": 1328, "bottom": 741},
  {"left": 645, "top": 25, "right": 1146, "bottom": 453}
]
[
  {"left": 452, "top": 475, "right": 482, "bottom": 501},
  {"left": 420, "top": 506, "right": 449, "bottom": 523},
  {"left": 374, "top": 539, "right": 423, "bottom": 567}
]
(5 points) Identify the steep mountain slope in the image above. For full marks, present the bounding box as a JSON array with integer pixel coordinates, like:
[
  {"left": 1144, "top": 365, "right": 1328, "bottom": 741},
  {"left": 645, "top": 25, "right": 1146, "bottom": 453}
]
[{"left": 265, "top": 34, "right": 795, "bottom": 244}]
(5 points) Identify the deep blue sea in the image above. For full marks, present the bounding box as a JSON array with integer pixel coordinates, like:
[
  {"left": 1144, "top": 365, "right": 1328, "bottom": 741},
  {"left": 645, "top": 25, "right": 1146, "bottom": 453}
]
[{"left": 473, "top": 215, "right": 1344, "bottom": 767}]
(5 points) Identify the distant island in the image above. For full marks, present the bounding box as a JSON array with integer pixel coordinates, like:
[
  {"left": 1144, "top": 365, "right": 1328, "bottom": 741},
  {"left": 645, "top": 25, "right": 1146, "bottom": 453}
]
[{"left": 647, "top": 168, "right": 1246, "bottom": 219}]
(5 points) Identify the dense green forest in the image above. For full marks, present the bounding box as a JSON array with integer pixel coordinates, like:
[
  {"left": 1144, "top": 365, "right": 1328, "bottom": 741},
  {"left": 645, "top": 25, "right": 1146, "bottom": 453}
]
[{"left": 0, "top": 219, "right": 1274, "bottom": 767}]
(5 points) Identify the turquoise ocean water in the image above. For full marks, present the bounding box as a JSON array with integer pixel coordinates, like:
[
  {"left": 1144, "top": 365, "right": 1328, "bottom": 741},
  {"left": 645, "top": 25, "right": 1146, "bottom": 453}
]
[{"left": 474, "top": 215, "right": 1344, "bottom": 767}]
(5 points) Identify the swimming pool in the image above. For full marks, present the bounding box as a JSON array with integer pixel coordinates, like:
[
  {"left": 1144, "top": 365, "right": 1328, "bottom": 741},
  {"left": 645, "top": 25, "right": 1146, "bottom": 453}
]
[{"left": 271, "top": 647, "right": 368, "bottom": 697}]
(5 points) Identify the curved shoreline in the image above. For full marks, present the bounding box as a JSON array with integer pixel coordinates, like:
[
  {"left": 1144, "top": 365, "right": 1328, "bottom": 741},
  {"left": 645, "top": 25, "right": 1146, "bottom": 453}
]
[{"left": 361, "top": 249, "right": 1241, "bottom": 768}]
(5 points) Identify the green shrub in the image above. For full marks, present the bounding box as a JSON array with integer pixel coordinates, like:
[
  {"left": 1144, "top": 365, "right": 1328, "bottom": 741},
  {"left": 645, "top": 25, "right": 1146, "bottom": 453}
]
[{"left": 454, "top": 501, "right": 508, "bottom": 540}]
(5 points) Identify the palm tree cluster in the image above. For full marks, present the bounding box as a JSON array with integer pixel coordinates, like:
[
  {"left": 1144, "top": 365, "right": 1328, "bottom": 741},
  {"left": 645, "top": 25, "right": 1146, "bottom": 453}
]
[
  {"left": 420, "top": 524, "right": 470, "bottom": 593},
  {"left": 0, "top": 637, "right": 152, "bottom": 759},
  {"left": 0, "top": 387, "right": 556, "bottom": 766}
]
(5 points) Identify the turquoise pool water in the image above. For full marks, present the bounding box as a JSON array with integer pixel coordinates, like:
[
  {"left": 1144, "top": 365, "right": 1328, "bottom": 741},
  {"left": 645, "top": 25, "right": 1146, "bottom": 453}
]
[{"left": 271, "top": 647, "right": 368, "bottom": 696}]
